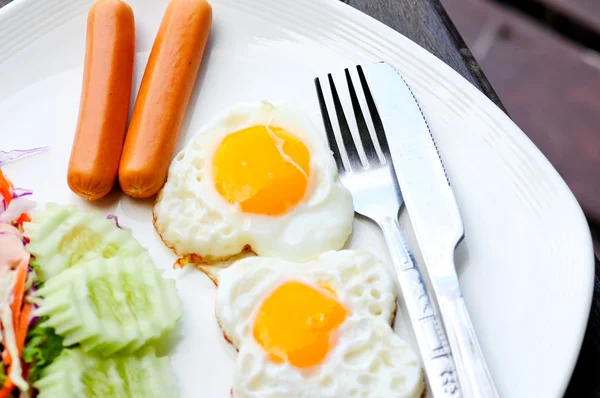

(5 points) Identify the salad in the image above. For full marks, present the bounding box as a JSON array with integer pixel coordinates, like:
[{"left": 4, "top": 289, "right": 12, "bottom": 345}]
[
  {"left": 0, "top": 150, "right": 181, "bottom": 397},
  {"left": 0, "top": 168, "right": 62, "bottom": 397}
]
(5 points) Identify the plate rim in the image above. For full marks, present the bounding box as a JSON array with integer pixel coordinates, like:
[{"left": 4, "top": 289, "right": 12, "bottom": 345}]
[{"left": 0, "top": 0, "right": 594, "bottom": 395}]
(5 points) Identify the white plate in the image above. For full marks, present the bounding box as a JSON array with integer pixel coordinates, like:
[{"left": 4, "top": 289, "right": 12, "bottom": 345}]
[{"left": 0, "top": 0, "right": 594, "bottom": 396}]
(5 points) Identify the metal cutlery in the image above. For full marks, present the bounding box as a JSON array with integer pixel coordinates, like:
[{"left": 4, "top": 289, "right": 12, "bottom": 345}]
[
  {"left": 359, "top": 62, "right": 500, "bottom": 397},
  {"left": 315, "top": 66, "right": 460, "bottom": 397}
]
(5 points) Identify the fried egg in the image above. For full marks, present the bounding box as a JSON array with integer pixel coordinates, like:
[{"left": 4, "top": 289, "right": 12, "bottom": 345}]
[
  {"left": 153, "top": 101, "right": 353, "bottom": 263},
  {"left": 215, "top": 250, "right": 424, "bottom": 398}
]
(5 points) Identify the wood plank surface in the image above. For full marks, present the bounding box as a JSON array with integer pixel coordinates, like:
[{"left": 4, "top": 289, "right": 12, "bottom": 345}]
[
  {"left": 349, "top": 0, "right": 506, "bottom": 111},
  {"left": 539, "top": 0, "right": 600, "bottom": 32},
  {"left": 442, "top": 0, "right": 600, "bottom": 223}
]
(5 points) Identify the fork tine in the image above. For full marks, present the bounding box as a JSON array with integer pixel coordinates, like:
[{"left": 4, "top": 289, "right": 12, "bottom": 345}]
[
  {"left": 315, "top": 77, "right": 345, "bottom": 174},
  {"left": 356, "top": 65, "right": 391, "bottom": 162},
  {"left": 327, "top": 73, "right": 362, "bottom": 171},
  {"left": 345, "top": 68, "right": 379, "bottom": 165}
]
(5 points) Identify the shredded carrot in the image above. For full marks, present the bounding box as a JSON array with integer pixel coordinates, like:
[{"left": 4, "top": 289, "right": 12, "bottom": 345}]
[
  {"left": 0, "top": 352, "right": 15, "bottom": 398},
  {"left": 4, "top": 256, "right": 29, "bottom": 367},
  {"left": 0, "top": 173, "right": 32, "bottom": 395},
  {"left": 0, "top": 189, "right": 10, "bottom": 207},
  {"left": 16, "top": 213, "right": 30, "bottom": 226},
  {"left": 0, "top": 379, "right": 14, "bottom": 398},
  {"left": 0, "top": 350, "right": 14, "bottom": 398},
  {"left": 16, "top": 303, "right": 31, "bottom": 353},
  {"left": 0, "top": 170, "right": 13, "bottom": 188},
  {"left": 0, "top": 170, "right": 13, "bottom": 189},
  {"left": 11, "top": 258, "right": 28, "bottom": 326},
  {"left": 0, "top": 170, "right": 12, "bottom": 204},
  {"left": 15, "top": 213, "right": 31, "bottom": 229},
  {"left": 0, "top": 287, "right": 32, "bottom": 392}
]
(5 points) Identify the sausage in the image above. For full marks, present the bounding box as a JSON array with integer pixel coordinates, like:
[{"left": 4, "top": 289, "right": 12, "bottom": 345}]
[
  {"left": 67, "top": 0, "right": 135, "bottom": 201},
  {"left": 118, "top": 0, "right": 212, "bottom": 198}
]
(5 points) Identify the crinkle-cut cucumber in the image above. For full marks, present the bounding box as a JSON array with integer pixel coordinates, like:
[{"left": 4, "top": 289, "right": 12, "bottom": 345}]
[
  {"left": 34, "top": 254, "right": 182, "bottom": 356},
  {"left": 35, "top": 348, "right": 177, "bottom": 398},
  {"left": 23, "top": 203, "right": 146, "bottom": 281}
]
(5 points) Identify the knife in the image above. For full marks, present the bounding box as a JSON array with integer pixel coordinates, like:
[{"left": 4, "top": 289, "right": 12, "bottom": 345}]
[{"left": 363, "top": 62, "right": 500, "bottom": 398}]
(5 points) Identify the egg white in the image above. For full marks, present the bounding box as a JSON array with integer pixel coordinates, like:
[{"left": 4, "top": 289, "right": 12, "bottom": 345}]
[
  {"left": 215, "top": 250, "right": 424, "bottom": 398},
  {"left": 216, "top": 250, "right": 397, "bottom": 348},
  {"left": 233, "top": 318, "right": 424, "bottom": 398},
  {"left": 153, "top": 101, "right": 354, "bottom": 263}
]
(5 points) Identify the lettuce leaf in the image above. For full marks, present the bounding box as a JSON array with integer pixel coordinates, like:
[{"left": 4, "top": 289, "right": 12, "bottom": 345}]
[{"left": 22, "top": 318, "right": 63, "bottom": 383}]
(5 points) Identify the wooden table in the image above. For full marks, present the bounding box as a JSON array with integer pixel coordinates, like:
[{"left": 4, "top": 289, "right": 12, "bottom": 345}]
[{"left": 1, "top": 0, "right": 598, "bottom": 395}]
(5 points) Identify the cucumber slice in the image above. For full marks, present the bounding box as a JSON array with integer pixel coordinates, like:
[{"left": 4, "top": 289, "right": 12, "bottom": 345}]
[
  {"left": 35, "top": 255, "right": 182, "bottom": 356},
  {"left": 23, "top": 203, "right": 146, "bottom": 281},
  {"left": 35, "top": 348, "right": 177, "bottom": 398}
]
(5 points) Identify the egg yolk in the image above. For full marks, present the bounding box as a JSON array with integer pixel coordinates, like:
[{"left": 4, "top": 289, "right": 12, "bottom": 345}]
[
  {"left": 212, "top": 126, "right": 310, "bottom": 215},
  {"left": 253, "top": 281, "right": 347, "bottom": 368}
]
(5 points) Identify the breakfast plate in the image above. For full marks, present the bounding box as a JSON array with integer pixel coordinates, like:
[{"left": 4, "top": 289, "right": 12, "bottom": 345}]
[{"left": 0, "top": 0, "right": 594, "bottom": 396}]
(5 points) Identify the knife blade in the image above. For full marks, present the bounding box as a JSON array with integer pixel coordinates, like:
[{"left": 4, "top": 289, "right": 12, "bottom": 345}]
[{"left": 363, "top": 62, "right": 499, "bottom": 398}]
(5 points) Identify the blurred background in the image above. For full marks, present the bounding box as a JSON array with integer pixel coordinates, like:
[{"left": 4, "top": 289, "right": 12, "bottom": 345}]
[{"left": 440, "top": 0, "right": 600, "bottom": 255}]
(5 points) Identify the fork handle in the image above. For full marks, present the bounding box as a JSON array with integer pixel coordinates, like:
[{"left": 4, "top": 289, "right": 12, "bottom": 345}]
[
  {"left": 379, "top": 216, "right": 461, "bottom": 397},
  {"left": 437, "top": 284, "right": 500, "bottom": 398}
]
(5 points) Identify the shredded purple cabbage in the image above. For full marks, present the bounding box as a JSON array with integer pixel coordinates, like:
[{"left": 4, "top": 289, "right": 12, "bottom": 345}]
[
  {"left": 28, "top": 316, "right": 39, "bottom": 329},
  {"left": 27, "top": 270, "right": 39, "bottom": 326},
  {"left": 28, "top": 299, "right": 39, "bottom": 326},
  {"left": 0, "top": 188, "right": 34, "bottom": 212},
  {"left": 106, "top": 214, "right": 123, "bottom": 229},
  {"left": 0, "top": 147, "right": 49, "bottom": 166},
  {"left": 12, "top": 188, "right": 33, "bottom": 199}
]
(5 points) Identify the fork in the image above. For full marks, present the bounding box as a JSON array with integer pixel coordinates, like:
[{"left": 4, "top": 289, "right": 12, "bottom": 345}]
[{"left": 315, "top": 68, "right": 461, "bottom": 397}]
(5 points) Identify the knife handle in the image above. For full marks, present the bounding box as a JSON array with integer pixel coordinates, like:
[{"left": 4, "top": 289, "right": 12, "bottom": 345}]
[
  {"left": 437, "top": 284, "right": 499, "bottom": 398},
  {"left": 379, "top": 216, "right": 461, "bottom": 397}
]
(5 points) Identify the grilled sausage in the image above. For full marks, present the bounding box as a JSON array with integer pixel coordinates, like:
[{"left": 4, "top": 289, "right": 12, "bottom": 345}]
[
  {"left": 118, "top": 0, "right": 212, "bottom": 198},
  {"left": 67, "top": 0, "right": 135, "bottom": 201}
]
